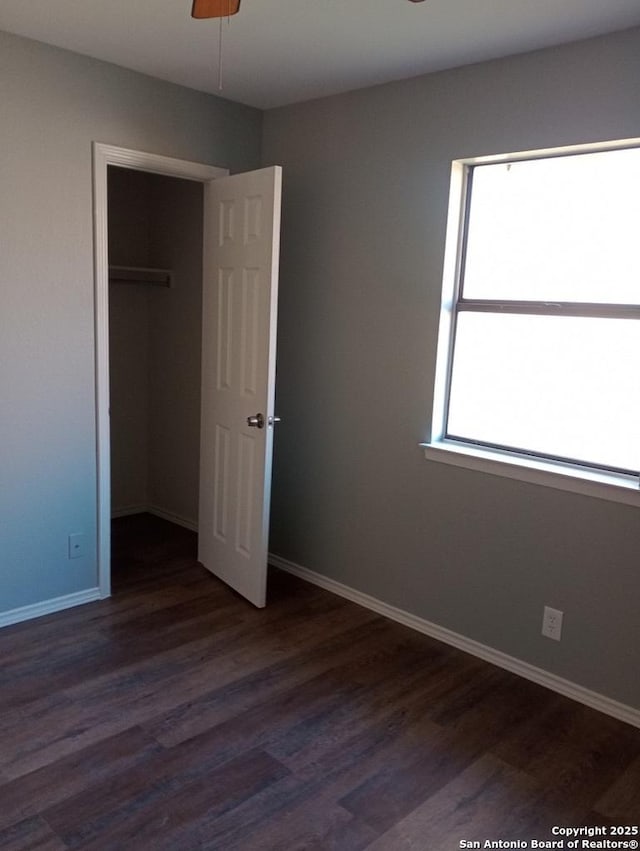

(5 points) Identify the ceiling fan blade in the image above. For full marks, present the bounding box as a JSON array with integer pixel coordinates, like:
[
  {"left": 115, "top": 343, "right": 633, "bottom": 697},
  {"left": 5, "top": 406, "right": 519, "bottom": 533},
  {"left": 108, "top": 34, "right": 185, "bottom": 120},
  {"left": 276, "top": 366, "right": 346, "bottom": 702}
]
[{"left": 191, "top": 0, "right": 241, "bottom": 19}]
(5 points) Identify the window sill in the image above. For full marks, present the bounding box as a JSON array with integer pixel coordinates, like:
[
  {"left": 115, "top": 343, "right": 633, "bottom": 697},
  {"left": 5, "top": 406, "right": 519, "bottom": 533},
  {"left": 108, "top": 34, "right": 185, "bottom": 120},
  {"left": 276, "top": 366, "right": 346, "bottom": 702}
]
[{"left": 420, "top": 440, "right": 640, "bottom": 507}]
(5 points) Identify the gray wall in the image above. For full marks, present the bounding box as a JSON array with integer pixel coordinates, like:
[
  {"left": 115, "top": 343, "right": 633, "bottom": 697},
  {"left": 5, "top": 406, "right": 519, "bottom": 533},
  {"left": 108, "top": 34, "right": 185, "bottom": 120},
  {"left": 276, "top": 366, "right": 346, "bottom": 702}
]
[
  {"left": 262, "top": 27, "right": 640, "bottom": 709},
  {"left": 0, "top": 30, "right": 261, "bottom": 611},
  {"left": 108, "top": 167, "right": 204, "bottom": 525}
]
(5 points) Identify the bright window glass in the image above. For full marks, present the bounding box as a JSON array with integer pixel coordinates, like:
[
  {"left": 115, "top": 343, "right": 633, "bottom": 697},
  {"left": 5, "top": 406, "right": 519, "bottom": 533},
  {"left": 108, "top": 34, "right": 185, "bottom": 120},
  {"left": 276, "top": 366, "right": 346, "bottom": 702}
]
[
  {"left": 448, "top": 313, "right": 640, "bottom": 473},
  {"left": 443, "top": 144, "right": 640, "bottom": 477},
  {"left": 463, "top": 149, "right": 640, "bottom": 303}
]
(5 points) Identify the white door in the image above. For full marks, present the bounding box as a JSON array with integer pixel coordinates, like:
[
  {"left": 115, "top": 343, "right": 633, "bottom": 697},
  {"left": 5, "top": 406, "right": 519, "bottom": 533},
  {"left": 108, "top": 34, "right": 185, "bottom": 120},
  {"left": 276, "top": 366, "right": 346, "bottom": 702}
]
[{"left": 198, "top": 166, "right": 282, "bottom": 607}]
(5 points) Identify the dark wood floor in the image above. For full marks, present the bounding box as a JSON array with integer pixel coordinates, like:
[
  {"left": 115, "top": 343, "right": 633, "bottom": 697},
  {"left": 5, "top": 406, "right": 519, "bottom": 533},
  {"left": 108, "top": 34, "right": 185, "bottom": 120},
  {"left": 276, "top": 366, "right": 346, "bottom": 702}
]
[{"left": 1, "top": 514, "right": 639, "bottom": 850}]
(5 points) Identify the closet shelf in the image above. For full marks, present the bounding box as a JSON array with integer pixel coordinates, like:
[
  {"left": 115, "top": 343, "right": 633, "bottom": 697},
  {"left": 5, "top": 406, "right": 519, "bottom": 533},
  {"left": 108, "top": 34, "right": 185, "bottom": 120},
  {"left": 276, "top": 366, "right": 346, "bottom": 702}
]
[{"left": 109, "top": 265, "right": 173, "bottom": 288}]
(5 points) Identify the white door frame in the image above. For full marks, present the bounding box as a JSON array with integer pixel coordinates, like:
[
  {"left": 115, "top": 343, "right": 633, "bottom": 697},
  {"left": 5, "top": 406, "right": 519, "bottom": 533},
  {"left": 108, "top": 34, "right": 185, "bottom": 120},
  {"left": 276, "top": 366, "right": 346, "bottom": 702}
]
[{"left": 93, "top": 142, "right": 228, "bottom": 598}]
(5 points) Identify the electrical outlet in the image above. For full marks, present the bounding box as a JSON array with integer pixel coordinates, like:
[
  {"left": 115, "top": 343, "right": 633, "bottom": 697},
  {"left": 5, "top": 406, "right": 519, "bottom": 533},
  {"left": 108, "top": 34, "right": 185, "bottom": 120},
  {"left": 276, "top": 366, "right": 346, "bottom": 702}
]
[
  {"left": 542, "top": 605, "right": 563, "bottom": 641},
  {"left": 68, "top": 533, "right": 86, "bottom": 559}
]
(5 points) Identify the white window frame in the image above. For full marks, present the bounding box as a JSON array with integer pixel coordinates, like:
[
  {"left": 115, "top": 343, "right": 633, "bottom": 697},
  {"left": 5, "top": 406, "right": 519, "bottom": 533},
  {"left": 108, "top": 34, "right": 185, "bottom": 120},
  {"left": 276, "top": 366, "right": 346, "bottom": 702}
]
[{"left": 422, "top": 138, "right": 640, "bottom": 508}]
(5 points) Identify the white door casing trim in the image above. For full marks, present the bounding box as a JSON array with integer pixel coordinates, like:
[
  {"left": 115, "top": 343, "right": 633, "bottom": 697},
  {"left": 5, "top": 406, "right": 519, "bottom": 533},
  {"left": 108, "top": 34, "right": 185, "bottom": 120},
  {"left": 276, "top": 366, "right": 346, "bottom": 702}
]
[{"left": 92, "top": 143, "right": 228, "bottom": 598}]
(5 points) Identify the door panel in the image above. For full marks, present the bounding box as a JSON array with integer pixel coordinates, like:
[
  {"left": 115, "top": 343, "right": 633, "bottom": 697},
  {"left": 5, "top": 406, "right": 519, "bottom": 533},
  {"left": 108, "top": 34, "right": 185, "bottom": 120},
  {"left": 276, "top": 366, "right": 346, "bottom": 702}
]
[{"left": 198, "top": 166, "right": 282, "bottom": 607}]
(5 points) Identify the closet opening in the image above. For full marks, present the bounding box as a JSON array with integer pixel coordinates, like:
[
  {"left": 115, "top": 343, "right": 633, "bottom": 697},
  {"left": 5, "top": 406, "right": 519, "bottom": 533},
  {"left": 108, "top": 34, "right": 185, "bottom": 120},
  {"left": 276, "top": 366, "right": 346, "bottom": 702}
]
[{"left": 107, "top": 165, "right": 204, "bottom": 588}]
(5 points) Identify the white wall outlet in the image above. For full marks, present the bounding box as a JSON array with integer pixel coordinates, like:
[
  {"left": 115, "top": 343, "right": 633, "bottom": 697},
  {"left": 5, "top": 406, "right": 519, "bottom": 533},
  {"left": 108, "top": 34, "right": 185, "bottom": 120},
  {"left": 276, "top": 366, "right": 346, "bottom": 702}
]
[
  {"left": 542, "top": 605, "right": 563, "bottom": 641},
  {"left": 68, "top": 532, "right": 86, "bottom": 559}
]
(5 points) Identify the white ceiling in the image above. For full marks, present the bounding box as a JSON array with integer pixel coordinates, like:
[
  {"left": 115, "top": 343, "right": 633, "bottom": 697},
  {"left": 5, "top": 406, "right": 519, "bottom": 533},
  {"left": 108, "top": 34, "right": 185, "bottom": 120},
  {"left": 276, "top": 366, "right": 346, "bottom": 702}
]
[{"left": 1, "top": 0, "right": 639, "bottom": 109}]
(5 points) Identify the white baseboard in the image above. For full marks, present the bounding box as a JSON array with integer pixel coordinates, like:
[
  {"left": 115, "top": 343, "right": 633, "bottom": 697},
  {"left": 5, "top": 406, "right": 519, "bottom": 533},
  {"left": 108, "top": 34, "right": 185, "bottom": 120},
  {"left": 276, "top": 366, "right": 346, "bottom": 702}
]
[
  {"left": 0, "top": 587, "right": 102, "bottom": 629},
  {"left": 147, "top": 505, "right": 198, "bottom": 532},
  {"left": 111, "top": 504, "right": 148, "bottom": 519},
  {"left": 268, "top": 553, "right": 640, "bottom": 730},
  {"left": 111, "top": 503, "right": 198, "bottom": 533}
]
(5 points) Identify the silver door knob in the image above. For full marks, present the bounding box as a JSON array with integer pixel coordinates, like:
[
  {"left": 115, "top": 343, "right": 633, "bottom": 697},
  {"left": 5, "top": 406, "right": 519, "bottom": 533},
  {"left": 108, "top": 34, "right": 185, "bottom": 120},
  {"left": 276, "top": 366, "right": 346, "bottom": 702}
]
[
  {"left": 247, "top": 413, "right": 264, "bottom": 429},
  {"left": 268, "top": 416, "right": 281, "bottom": 427}
]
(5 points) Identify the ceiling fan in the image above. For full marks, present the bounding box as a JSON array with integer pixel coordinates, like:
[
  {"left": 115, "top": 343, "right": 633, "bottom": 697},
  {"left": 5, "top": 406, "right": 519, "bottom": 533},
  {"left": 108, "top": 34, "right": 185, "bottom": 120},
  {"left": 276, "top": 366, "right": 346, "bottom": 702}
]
[
  {"left": 192, "top": 0, "right": 240, "bottom": 18},
  {"left": 192, "top": 0, "right": 425, "bottom": 19}
]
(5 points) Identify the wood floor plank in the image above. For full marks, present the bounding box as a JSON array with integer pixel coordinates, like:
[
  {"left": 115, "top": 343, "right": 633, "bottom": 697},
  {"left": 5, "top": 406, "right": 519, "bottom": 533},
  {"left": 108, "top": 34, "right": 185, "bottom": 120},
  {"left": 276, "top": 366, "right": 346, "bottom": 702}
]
[
  {"left": 492, "top": 698, "right": 640, "bottom": 809},
  {"left": 49, "top": 639, "right": 453, "bottom": 848},
  {"left": 180, "top": 683, "right": 487, "bottom": 851},
  {"left": 147, "top": 769, "right": 342, "bottom": 850},
  {"left": 34, "top": 625, "right": 428, "bottom": 842},
  {"left": 0, "top": 592, "right": 369, "bottom": 778},
  {"left": 594, "top": 754, "right": 640, "bottom": 820},
  {"left": 265, "top": 642, "right": 470, "bottom": 772},
  {"left": 1, "top": 514, "right": 639, "bottom": 849},
  {"left": 46, "top": 748, "right": 289, "bottom": 850},
  {"left": 210, "top": 800, "right": 376, "bottom": 851},
  {"left": 0, "top": 632, "right": 115, "bottom": 715},
  {"left": 365, "top": 754, "right": 547, "bottom": 851},
  {"left": 0, "top": 816, "right": 68, "bottom": 851},
  {"left": 0, "top": 727, "right": 162, "bottom": 833},
  {"left": 186, "top": 684, "right": 454, "bottom": 848},
  {"left": 339, "top": 667, "right": 557, "bottom": 834},
  {"left": 141, "top": 616, "right": 397, "bottom": 747},
  {"left": 0, "top": 578, "right": 232, "bottom": 714},
  {"left": 0, "top": 572, "right": 220, "bottom": 649},
  {"left": 284, "top": 815, "right": 378, "bottom": 851},
  {"left": 64, "top": 583, "right": 361, "bottom": 714}
]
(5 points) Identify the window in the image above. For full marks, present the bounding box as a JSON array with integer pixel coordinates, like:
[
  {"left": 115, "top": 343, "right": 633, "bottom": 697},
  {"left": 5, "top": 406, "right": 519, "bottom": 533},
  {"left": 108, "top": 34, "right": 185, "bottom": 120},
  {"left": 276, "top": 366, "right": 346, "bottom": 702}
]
[{"left": 425, "top": 141, "right": 640, "bottom": 504}]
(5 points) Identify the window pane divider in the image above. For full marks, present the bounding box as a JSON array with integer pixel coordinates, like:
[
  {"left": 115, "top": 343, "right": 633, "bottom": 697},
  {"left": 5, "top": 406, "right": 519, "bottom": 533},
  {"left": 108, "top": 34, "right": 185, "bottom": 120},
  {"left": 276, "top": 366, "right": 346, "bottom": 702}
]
[{"left": 457, "top": 300, "right": 640, "bottom": 319}]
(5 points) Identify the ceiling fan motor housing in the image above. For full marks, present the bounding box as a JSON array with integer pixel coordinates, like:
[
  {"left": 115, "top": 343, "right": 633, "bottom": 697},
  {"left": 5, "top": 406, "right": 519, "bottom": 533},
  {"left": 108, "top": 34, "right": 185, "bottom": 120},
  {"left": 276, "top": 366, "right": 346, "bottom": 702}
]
[{"left": 192, "top": 0, "right": 241, "bottom": 19}]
